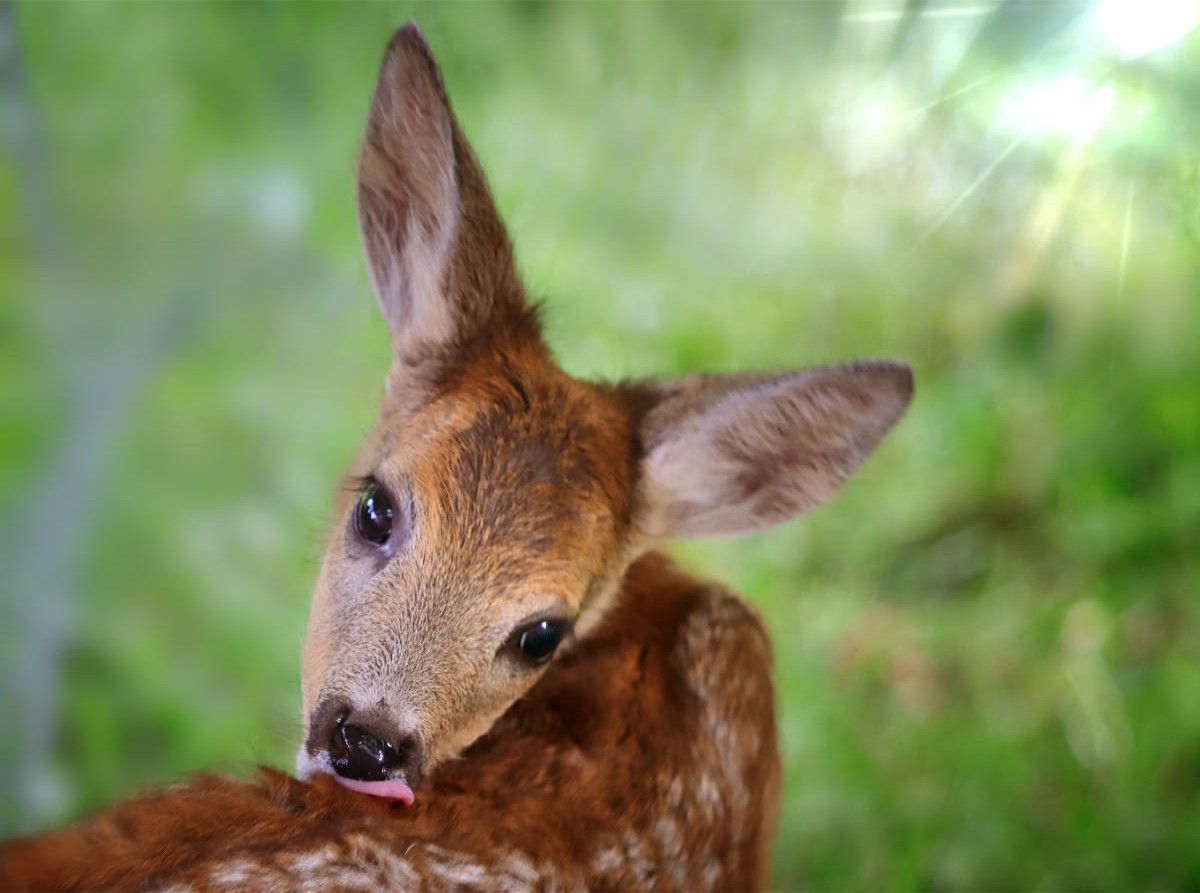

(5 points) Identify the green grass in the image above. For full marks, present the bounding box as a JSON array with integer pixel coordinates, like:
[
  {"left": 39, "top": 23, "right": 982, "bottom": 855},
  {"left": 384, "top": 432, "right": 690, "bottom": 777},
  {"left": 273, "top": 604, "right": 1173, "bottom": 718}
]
[{"left": 2, "top": 3, "right": 1199, "bottom": 888}]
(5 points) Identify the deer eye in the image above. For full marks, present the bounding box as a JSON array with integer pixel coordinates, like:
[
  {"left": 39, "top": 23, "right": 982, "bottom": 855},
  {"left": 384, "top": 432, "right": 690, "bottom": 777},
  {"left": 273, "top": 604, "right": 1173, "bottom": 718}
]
[
  {"left": 516, "top": 618, "right": 569, "bottom": 665},
  {"left": 354, "top": 481, "right": 394, "bottom": 545}
]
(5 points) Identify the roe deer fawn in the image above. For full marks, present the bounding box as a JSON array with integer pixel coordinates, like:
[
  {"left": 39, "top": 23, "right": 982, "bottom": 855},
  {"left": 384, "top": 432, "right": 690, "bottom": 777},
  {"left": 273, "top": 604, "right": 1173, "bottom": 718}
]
[{"left": 0, "top": 24, "right": 911, "bottom": 891}]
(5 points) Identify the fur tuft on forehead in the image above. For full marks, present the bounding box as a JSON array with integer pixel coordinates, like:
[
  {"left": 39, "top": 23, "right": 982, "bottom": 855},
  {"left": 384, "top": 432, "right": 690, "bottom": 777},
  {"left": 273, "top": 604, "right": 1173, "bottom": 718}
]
[{"left": 424, "top": 373, "right": 640, "bottom": 562}]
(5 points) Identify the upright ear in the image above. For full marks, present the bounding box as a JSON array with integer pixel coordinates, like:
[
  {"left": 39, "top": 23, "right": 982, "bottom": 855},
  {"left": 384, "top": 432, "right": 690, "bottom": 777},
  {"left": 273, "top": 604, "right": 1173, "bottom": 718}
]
[
  {"left": 635, "top": 360, "right": 913, "bottom": 539},
  {"left": 357, "top": 24, "right": 522, "bottom": 363}
]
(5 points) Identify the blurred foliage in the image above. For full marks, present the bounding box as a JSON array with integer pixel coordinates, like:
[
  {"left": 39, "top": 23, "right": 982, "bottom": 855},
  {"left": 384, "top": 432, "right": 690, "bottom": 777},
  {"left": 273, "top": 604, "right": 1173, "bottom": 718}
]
[{"left": 2, "top": 1, "right": 1199, "bottom": 889}]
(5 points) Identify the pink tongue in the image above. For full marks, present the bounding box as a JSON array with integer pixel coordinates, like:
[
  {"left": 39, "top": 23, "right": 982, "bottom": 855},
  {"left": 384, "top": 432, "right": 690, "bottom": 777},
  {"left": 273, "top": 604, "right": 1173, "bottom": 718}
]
[{"left": 333, "top": 775, "right": 415, "bottom": 805}]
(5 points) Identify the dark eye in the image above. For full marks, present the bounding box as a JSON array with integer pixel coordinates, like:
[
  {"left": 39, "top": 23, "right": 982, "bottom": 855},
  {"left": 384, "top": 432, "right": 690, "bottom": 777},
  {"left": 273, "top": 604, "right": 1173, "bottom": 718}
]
[
  {"left": 354, "top": 481, "right": 393, "bottom": 545},
  {"left": 516, "top": 619, "right": 569, "bottom": 665}
]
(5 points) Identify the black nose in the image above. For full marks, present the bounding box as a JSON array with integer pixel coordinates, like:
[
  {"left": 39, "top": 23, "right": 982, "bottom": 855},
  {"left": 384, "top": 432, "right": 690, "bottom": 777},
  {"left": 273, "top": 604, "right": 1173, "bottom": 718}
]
[{"left": 315, "top": 705, "right": 423, "bottom": 785}]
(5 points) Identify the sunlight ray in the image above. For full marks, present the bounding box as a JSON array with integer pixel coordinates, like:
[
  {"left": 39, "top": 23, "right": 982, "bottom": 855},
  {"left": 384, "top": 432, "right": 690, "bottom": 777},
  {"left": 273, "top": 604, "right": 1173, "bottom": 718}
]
[
  {"left": 823, "top": 73, "right": 997, "bottom": 133},
  {"left": 843, "top": 5, "right": 997, "bottom": 23},
  {"left": 836, "top": 0, "right": 909, "bottom": 58},
  {"left": 916, "top": 124, "right": 1034, "bottom": 246},
  {"left": 1109, "top": 182, "right": 1138, "bottom": 378},
  {"left": 1118, "top": 181, "right": 1135, "bottom": 300},
  {"left": 996, "top": 83, "right": 1114, "bottom": 301},
  {"left": 893, "top": 73, "right": 997, "bottom": 123}
]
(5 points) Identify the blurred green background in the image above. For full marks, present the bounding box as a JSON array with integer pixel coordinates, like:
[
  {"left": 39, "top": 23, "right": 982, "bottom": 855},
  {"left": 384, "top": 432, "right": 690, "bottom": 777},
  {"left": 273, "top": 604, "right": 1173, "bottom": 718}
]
[{"left": 2, "top": 1, "right": 1199, "bottom": 888}]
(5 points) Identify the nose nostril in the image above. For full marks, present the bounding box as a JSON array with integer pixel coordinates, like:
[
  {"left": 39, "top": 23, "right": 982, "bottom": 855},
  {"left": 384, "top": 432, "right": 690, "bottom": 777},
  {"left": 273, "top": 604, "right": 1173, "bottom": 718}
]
[
  {"left": 329, "top": 715, "right": 406, "bottom": 782},
  {"left": 344, "top": 723, "right": 402, "bottom": 767}
]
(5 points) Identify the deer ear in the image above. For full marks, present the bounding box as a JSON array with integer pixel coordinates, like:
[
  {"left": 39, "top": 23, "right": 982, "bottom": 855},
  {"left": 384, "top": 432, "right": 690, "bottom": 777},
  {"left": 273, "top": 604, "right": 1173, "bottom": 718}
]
[
  {"left": 358, "top": 24, "right": 521, "bottom": 363},
  {"left": 635, "top": 360, "right": 913, "bottom": 539}
]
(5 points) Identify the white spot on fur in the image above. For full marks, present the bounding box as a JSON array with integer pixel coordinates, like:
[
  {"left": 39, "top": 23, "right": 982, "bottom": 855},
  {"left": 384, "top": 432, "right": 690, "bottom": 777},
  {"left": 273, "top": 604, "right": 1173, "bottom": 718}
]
[
  {"left": 667, "top": 776, "right": 685, "bottom": 809},
  {"left": 286, "top": 845, "right": 339, "bottom": 876},
  {"left": 207, "top": 857, "right": 262, "bottom": 888},
  {"left": 345, "top": 833, "right": 420, "bottom": 887},
  {"left": 623, "top": 831, "right": 654, "bottom": 886},
  {"left": 495, "top": 852, "right": 540, "bottom": 886},
  {"left": 592, "top": 845, "right": 623, "bottom": 874},
  {"left": 654, "top": 816, "right": 681, "bottom": 854},
  {"left": 424, "top": 856, "right": 488, "bottom": 887},
  {"left": 695, "top": 771, "right": 723, "bottom": 817},
  {"left": 410, "top": 842, "right": 491, "bottom": 887},
  {"left": 654, "top": 816, "right": 688, "bottom": 888}
]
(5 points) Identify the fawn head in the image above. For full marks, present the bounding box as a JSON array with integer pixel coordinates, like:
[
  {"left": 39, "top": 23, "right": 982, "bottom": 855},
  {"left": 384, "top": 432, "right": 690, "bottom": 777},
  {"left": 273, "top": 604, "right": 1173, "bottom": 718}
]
[{"left": 297, "top": 24, "right": 913, "bottom": 802}]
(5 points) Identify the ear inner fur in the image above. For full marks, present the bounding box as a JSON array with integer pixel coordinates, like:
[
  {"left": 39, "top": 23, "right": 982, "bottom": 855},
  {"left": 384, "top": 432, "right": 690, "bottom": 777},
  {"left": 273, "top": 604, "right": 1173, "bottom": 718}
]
[
  {"left": 634, "top": 360, "right": 913, "bottom": 538},
  {"left": 357, "top": 23, "right": 524, "bottom": 365}
]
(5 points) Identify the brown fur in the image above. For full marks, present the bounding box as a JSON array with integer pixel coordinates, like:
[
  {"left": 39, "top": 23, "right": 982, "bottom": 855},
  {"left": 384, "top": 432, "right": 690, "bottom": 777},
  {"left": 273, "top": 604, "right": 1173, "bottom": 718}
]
[{"left": 0, "top": 555, "right": 780, "bottom": 892}]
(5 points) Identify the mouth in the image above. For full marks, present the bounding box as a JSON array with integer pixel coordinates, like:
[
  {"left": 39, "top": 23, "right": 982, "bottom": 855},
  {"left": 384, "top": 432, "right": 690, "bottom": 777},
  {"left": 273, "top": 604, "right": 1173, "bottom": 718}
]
[
  {"left": 331, "top": 775, "right": 415, "bottom": 805},
  {"left": 296, "top": 745, "right": 415, "bottom": 805}
]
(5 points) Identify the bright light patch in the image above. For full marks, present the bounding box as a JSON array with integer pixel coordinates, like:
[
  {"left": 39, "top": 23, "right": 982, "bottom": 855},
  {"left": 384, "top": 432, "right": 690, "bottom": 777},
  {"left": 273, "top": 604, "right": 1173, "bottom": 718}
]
[
  {"left": 1093, "top": 0, "right": 1199, "bottom": 58},
  {"left": 998, "top": 76, "right": 1114, "bottom": 140}
]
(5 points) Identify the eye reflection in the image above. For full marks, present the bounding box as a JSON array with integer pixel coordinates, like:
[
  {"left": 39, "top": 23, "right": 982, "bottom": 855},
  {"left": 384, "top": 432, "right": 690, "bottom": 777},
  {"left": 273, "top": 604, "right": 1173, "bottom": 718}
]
[
  {"left": 516, "top": 618, "right": 569, "bottom": 664},
  {"left": 354, "top": 481, "right": 394, "bottom": 545}
]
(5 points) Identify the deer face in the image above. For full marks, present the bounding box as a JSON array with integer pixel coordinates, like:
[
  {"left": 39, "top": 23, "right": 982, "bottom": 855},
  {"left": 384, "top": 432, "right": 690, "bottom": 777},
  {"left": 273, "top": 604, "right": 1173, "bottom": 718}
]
[
  {"left": 300, "top": 344, "right": 641, "bottom": 797},
  {"left": 298, "top": 25, "right": 913, "bottom": 802}
]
